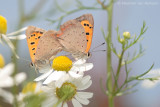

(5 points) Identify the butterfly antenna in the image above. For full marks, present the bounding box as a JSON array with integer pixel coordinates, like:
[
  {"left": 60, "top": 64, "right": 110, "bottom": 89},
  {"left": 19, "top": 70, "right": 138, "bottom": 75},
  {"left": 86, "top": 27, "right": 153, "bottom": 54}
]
[
  {"left": 91, "top": 50, "right": 106, "bottom": 52},
  {"left": 91, "top": 42, "right": 105, "bottom": 51}
]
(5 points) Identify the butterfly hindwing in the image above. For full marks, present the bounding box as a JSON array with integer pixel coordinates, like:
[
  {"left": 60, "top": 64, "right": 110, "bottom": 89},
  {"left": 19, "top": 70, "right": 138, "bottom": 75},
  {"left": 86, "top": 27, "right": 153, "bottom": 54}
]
[{"left": 26, "top": 26, "right": 45, "bottom": 63}]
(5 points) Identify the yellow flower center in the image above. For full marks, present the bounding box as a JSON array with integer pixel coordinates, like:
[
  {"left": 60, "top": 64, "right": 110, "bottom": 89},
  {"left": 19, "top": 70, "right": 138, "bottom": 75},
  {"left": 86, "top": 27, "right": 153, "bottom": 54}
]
[
  {"left": 0, "top": 15, "right": 7, "bottom": 34},
  {"left": 56, "top": 82, "right": 77, "bottom": 101},
  {"left": 0, "top": 54, "right": 5, "bottom": 68},
  {"left": 22, "top": 82, "right": 42, "bottom": 94},
  {"left": 52, "top": 56, "right": 72, "bottom": 72}
]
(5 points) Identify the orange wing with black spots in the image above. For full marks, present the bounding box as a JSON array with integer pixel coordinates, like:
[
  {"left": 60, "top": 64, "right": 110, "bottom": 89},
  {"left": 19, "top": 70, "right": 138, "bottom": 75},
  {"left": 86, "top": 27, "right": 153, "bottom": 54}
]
[
  {"left": 26, "top": 26, "right": 45, "bottom": 63},
  {"left": 57, "top": 14, "right": 94, "bottom": 58},
  {"left": 81, "top": 20, "right": 93, "bottom": 53}
]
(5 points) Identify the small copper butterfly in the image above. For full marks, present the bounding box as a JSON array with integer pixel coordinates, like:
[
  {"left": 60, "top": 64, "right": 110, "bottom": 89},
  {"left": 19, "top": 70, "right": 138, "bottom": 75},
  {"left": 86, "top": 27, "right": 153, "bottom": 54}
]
[
  {"left": 57, "top": 14, "right": 94, "bottom": 59},
  {"left": 26, "top": 14, "right": 94, "bottom": 70}
]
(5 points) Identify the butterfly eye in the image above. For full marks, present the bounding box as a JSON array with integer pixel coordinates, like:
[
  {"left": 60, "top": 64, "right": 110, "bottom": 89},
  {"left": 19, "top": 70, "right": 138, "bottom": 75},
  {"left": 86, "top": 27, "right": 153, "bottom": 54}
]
[
  {"left": 87, "top": 52, "right": 91, "bottom": 58},
  {"left": 30, "top": 62, "right": 34, "bottom": 67}
]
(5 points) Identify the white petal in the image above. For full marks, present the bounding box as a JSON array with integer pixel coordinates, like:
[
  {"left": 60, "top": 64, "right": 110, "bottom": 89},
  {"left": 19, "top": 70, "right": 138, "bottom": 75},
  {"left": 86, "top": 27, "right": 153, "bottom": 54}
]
[
  {"left": 15, "top": 72, "right": 26, "bottom": 85},
  {"left": 55, "top": 73, "right": 69, "bottom": 88},
  {"left": 6, "top": 27, "right": 27, "bottom": 36},
  {"left": 81, "top": 75, "right": 91, "bottom": 85},
  {"left": 0, "top": 63, "right": 14, "bottom": 76},
  {"left": 71, "top": 63, "right": 93, "bottom": 72},
  {"left": 69, "top": 71, "right": 83, "bottom": 78},
  {"left": 42, "top": 94, "right": 58, "bottom": 107},
  {"left": 141, "top": 79, "right": 159, "bottom": 88},
  {"left": 75, "top": 95, "right": 89, "bottom": 105},
  {"left": 0, "top": 77, "right": 13, "bottom": 87},
  {"left": 39, "top": 65, "right": 52, "bottom": 73},
  {"left": 2, "top": 34, "right": 19, "bottom": 59},
  {"left": 34, "top": 69, "right": 53, "bottom": 81},
  {"left": 35, "top": 82, "right": 43, "bottom": 92},
  {"left": 77, "top": 92, "right": 93, "bottom": 99},
  {"left": 78, "top": 80, "right": 92, "bottom": 90},
  {"left": 8, "top": 34, "right": 26, "bottom": 40},
  {"left": 63, "top": 103, "right": 68, "bottom": 107},
  {"left": 72, "top": 98, "right": 82, "bottom": 107},
  {"left": 43, "top": 71, "right": 66, "bottom": 84},
  {"left": 73, "top": 59, "right": 86, "bottom": 65},
  {"left": 0, "top": 89, "right": 14, "bottom": 104}
]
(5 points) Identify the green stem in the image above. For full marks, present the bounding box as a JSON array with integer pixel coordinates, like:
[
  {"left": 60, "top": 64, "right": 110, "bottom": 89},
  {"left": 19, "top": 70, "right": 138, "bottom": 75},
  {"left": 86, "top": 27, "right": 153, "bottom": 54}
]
[
  {"left": 53, "top": 95, "right": 67, "bottom": 107},
  {"left": 113, "top": 45, "right": 125, "bottom": 92},
  {"left": 105, "top": 0, "right": 114, "bottom": 107}
]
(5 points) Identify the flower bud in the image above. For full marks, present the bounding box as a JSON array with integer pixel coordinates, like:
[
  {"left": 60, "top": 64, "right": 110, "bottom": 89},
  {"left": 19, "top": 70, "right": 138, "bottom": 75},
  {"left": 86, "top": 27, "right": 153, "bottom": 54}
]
[
  {"left": 123, "top": 31, "right": 131, "bottom": 39},
  {"left": 120, "top": 38, "right": 125, "bottom": 44}
]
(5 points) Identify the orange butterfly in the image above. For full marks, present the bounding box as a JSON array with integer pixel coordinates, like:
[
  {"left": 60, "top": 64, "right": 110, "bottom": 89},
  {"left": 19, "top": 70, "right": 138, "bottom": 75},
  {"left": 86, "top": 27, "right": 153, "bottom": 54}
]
[{"left": 26, "top": 14, "right": 94, "bottom": 71}]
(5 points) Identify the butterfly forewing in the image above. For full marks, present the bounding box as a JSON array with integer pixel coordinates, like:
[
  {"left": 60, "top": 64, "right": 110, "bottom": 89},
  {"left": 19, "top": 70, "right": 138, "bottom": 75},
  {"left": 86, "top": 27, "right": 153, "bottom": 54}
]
[
  {"left": 57, "top": 14, "right": 94, "bottom": 58},
  {"left": 35, "top": 30, "right": 63, "bottom": 61},
  {"left": 26, "top": 26, "right": 45, "bottom": 63}
]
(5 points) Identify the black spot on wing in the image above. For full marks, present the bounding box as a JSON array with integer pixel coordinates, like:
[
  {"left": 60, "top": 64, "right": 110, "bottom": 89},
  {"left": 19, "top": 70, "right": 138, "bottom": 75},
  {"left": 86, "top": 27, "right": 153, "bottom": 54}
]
[
  {"left": 32, "top": 48, "right": 35, "bottom": 50},
  {"left": 30, "top": 42, "right": 35, "bottom": 45},
  {"left": 86, "top": 33, "right": 89, "bottom": 35}
]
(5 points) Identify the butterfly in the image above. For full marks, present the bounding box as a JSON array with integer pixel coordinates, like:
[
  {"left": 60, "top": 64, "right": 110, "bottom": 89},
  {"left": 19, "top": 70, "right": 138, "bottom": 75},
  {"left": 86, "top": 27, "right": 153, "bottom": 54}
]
[{"left": 26, "top": 14, "right": 94, "bottom": 71}]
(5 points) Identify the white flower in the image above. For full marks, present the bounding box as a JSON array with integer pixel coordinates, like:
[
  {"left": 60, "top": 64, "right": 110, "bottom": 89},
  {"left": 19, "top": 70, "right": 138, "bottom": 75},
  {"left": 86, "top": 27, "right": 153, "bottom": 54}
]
[
  {"left": 42, "top": 75, "right": 93, "bottom": 107},
  {"left": 0, "top": 82, "right": 44, "bottom": 106},
  {"left": 141, "top": 69, "right": 160, "bottom": 89},
  {"left": 0, "top": 63, "right": 14, "bottom": 87},
  {"left": 0, "top": 63, "right": 26, "bottom": 103},
  {"left": 34, "top": 57, "right": 93, "bottom": 85},
  {"left": 0, "top": 63, "right": 26, "bottom": 88}
]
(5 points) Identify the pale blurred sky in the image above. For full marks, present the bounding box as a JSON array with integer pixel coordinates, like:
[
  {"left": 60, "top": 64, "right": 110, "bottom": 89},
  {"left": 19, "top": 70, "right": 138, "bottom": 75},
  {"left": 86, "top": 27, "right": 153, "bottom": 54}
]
[{"left": 0, "top": 0, "right": 160, "bottom": 107}]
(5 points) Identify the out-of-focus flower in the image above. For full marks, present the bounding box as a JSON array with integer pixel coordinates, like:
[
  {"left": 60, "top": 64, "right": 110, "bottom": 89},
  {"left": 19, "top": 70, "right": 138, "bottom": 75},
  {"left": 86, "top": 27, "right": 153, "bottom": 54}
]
[
  {"left": 141, "top": 69, "right": 160, "bottom": 89},
  {"left": 0, "top": 62, "right": 26, "bottom": 104},
  {"left": 0, "top": 15, "right": 27, "bottom": 58},
  {"left": 42, "top": 75, "right": 93, "bottom": 107},
  {"left": 0, "top": 63, "right": 14, "bottom": 88},
  {"left": 0, "top": 54, "right": 5, "bottom": 68},
  {"left": 0, "top": 82, "right": 46, "bottom": 106},
  {"left": 0, "top": 62, "right": 26, "bottom": 88},
  {"left": 0, "top": 15, "right": 7, "bottom": 34},
  {"left": 123, "top": 31, "right": 131, "bottom": 39},
  {"left": 34, "top": 56, "right": 93, "bottom": 85}
]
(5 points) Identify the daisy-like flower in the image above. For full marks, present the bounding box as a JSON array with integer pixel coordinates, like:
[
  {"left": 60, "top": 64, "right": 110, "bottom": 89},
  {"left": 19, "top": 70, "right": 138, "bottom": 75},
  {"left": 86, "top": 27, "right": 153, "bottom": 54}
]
[
  {"left": 1, "top": 82, "right": 46, "bottom": 106},
  {"left": 42, "top": 75, "right": 93, "bottom": 107},
  {"left": 0, "top": 54, "right": 26, "bottom": 88},
  {"left": 34, "top": 56, "right": 93, "bottom": 85},
  {"left": 141, "top": 69, "right": 160, "bottom": 89},
  {"left": 17, "top": 82, "right": 46, "bottom": 107},
  {"left": 0, "top": 55, "right": 26, "bottom": 103},
  {"left": 0, "top": 15, "right": 27, "bottom": 58}
]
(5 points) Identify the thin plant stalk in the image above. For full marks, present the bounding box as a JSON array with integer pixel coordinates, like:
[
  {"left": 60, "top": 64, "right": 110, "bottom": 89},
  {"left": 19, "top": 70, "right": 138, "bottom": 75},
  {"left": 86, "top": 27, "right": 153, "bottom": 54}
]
[{"left": 105, "top": 0, "right": 114, "bottom": 107}]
